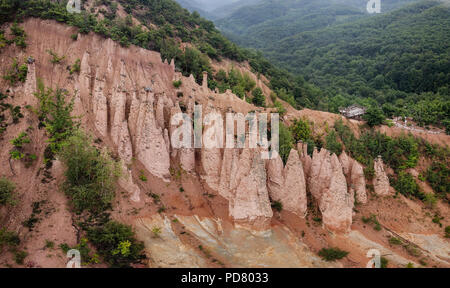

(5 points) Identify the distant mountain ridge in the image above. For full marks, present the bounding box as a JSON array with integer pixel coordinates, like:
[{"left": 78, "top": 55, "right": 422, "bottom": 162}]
[{"left": 215, "top": 0, "right": 420, "bottom": 47}]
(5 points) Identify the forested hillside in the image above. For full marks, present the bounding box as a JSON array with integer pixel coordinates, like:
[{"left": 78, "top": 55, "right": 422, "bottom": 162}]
[
  {"left": 216, "top": 0, "right": 450, "bottom": 131},
  {"left": 268, "top": 1, "right": 449, "bottom": 128},
  {"left": 215, "top": 0, "right": 418, "bottom": 47}
]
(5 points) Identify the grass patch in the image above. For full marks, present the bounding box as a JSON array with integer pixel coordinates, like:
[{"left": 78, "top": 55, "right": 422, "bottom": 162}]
[{"left": 318, "top": 247, "right": 349, "bottom": 261}]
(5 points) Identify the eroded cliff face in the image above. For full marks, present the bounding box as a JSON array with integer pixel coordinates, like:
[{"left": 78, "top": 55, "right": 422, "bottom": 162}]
[
  {"left": 267, "top": 150, "right": 307, "bottom": 217},
  {"left": 2, "top": 19, "right": 449, "bottom": 268},
  {"left": 9, "top": 20, "right": 361, "bottom": 234},
  {"left": 374, "top": 156, "right": 391, "bottom": 196},
  {"left": 339, "top": 151, "right": 367, "bottom": 205},
  {"left": 6, "top": 19, "right": 279, "bottom": 231}
]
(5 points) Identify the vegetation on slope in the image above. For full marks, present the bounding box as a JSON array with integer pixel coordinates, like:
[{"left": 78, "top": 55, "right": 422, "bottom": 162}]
[
  {"left": 0, "top": 0, "right": 322, "bottom": 110},
  {"left": 218, "top": 0, "right": 450, "bottom": 131}
]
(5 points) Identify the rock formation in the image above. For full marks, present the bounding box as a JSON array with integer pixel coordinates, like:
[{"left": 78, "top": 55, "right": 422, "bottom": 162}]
[
  {"left": 374, "top": 156, "right": 390, "bottom": 196},
  {"left": 267, "top": 150, "right": 307, "bottom": 217},
  {"left": 350, "top": 160, "right": 367, "bottom": 204},
  {"left": 309, "top": 148, "right": 332, "bottom": 201},
  {"left": 298, "top": 142, "right": 312, "bottom": 177},
  {"left": 229, "top": 149, "right": 273, "bottom": 230},
  {"left": 309, "top": 148, "right": 353, "bottom": 232},
  {"left": 339, "top": 151, "right": 367, "bottom": 205},
  {"left": 319, "top": 154, "right": 353, "bottom": 233}
]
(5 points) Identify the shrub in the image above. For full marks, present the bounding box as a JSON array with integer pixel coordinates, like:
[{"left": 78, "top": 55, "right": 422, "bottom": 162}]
[
  {"left": 152, "top": 227, "right": 162, "bottom": 238},
  {"left": 274, "top": 101, "right": 286, "bottom": 117},
  {"left": 3, "top": 58, "right": 28, "bottom": 85},
  {"left": 10, "top": 22, "right": 27, "bottom": 48},
  {"left": 271, "top": 201, "right": 283, "bottom": 212},
  {"left": 392, "top": 172, "right": 424, "bottom": 200},
  {"left": 87, "top": 221, "right": 145, "bottom": 268},
  {"left": 69, "top": 59, "right": 81, "bottom": 75},
  {"left": 388, "top": 237, "right": 403, "bottom": 246},
  {"left": 279, "top": 123, "right": 293, "bottom": 165},
  {"left": 9, "top": 131, "right": 36, "bottom": 165},
  {"left": 0, "top": 228, "right": 20, "bottom": 249},
  {"left": 59, "top": 238, "right": 99, "bottom": 266},
  {"left": 47, "top": 49, "right": 65, "bottom": 64},
  {"left": 405, "top": 245, "right": 421, "bottom": 257},
  {"left": 318, "top": 247, "right": 349, "bottom": 261},
  {"left": 363, "top": 106, "right": 385, "bottom": 127},
  {"left": 290, "top": 118, "right": 311, "bottom": 143},
  {"left": 445, "top": 226, "right": 450, "bottom": 238},
  {"left": 426, "top": 162, "right": 449, "bottom": 197},
  {"left": 45, "top": 240, "right": 54, "bottom": 249},
  {"left": 325, "top": 130, "right": 342, "bottom": 156},
  {"left": 0, "top": 177, "right": 15, "bottom": 206},
  {"left": 13, "top": 250, "right": 27, "bottom": 265},
  {"left": 172, "top": 80, "right": 182, "bottom": 88},
  {"left": 59, "top": 130, "right": 120, "bottom": 213},
  {"left": 35, "top": 81, "right": 78, "bottom": 154},
  {"left": 362, "top": 214, "right": 382, "bottom": 231},
  {"left": 251, "top": 87, "right": 265, "bottom": 107},
  {"left": 10, "top": 131, "right": 30, "bottom": 148},
  {"left": 423, "top": 193, "right": 437, "bottom": 208},
  {"left": 139, "top": 171, "right": 147, "bottom": 182},
  {"left": 380, "top": 257, "right": 388, "bottom": 268}
]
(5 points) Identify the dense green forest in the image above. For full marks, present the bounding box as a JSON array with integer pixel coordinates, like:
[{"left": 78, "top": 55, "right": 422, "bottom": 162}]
[
  {"left": 216, "top": 0, "right": 450, "bottom": 131},
  {"left": 215, "top": 0, "right": 417, "bottom": 48}
]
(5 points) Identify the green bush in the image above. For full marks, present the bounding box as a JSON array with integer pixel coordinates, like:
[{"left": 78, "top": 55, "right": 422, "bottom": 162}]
[
  {"left": 0, "top": 228, "right": 20, "bottom": 249},
  {"left": 59, "top": 130, "right": 120, "bottom": 213},
  {"left": 10, "top": 22, "right": 27, "bottom": 48},
  {"left": 363, "top": 106, "right": 385, "bottom": 127},
  {"left": 172, "top": 80, "right": 182, "bottom": 88},
  {"left": 325, "top": 130, "right": 342, "bottom": 156},
  {"left": 13, "top": 250, "right": 27, "bottom": 264},
  {"left": 3, "top": 58, "right": 28, "bottom": 85},
  {"left": 0, "top": 177, "right": 15, "bottom": 206},
  {"left": 290, "top": 118, "right": 311, "bottom": 143},
  {"left": 87, "top": 221, "right": 145, "bottom": 268},
  {"left": 251, "top": 87, "right": 265, "bottom": 107},
  {"left": 279, "top": 123, "right": 294, "bottom": 165},
  {"left": 362, "top": 214, "right": 382, "bottom": 231},
  {"left": 380, "top": 257, "right": 388, "bottom": 268},
  {"left": 35, "top": 81, "right": 78, "bottom": 155},
  {"left": 273, "top": 101, "right": 286, "bottom": 117},
  {"left": 271, "top": 201, "right": 283, "bottom": 212},
  {"left": 388, "top": 237, "right": 403, "bottom": 246},
  {"left": 318, "top": 247, "right": 349, "bottom": 261},
  {"left": 445, "top": 226, "right": 450, "bottom": 238},
  {"left": 426, "top": 162, "right": 449, "bottom": 198},
  {"left": 69, "top": 59, "right": 81, "bottom": 75},
  {"left": 392, "top": 172, "right": 424, "bottom": 199},
  {"left": 47, "top": 49, "right": 65, "bottom": 64}
]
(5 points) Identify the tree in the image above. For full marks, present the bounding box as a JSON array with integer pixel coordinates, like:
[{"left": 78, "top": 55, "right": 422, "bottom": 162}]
[
  {"left": 0, "top": 177, "right": 15, "bottom": 206},
  {"left": 363, "top": 106, "right": 385, "bottom": 127},
  {"left": 252, "top": 87, "right": 265, "bottom": 107},
  {"left": 290, "top": 118, "right": 311, "bottom": 143},
  {"left": 325, "top": 130, "right": 343, "bottom": 156},
  {"left": 279, "top": 123, "right": 293, "bottom": 165},
  {"left": 87, "top": 221, "right": 145, "bottom": 268},
  {"left": 59, "top": 130, "right": 120, "bottom": 213}
]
